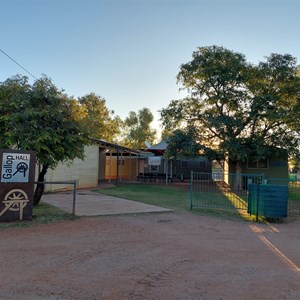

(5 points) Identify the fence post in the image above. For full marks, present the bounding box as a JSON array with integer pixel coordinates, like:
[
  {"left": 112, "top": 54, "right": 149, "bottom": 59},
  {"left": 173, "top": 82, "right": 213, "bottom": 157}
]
[
  {"left": 72, "top": 180, "right": 77, "bottom": 215},
  {"left": 190, "top": 171, "right": 193, "bottom": 210}
]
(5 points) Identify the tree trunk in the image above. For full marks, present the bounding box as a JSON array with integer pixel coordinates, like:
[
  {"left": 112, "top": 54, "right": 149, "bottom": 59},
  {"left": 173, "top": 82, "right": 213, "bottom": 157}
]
[
  {"left": 33, "top": 164, "right": 49, "bottom": 206},
  {"left": 234, "top": 160, "right": 242, "bottom": 191}
]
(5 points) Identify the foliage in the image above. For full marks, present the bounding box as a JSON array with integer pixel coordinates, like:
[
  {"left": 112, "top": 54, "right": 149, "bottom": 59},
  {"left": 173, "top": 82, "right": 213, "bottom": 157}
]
[
  {"left": 77, "top": 93, "right": 121, "bottom": 141},
  {"left": 120, "top": 107, "right": 157, "bottom": 149},
  {"left": 164, "top": 127, "right": 201, "bottom": 159},
  {"left": 289, "top": 157, "right": 300, "bottom": 172},
  {"left": 0, "top": 75, "right": 89, "bottom": 167},
  {"left": 161, "top": 45, "right": 300, "bottom": 169},
  {"left": 0, "top": 75, "right": 90, "bottom": 204}
]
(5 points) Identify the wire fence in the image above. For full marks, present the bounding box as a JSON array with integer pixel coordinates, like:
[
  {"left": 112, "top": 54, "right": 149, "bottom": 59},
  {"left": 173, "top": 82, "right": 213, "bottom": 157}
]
[
  {"left": 190, "top": 172, "right": 300, "bottom": 218},
  {"left": 35, "top": 181, "right": 77, "bottom": 215}
]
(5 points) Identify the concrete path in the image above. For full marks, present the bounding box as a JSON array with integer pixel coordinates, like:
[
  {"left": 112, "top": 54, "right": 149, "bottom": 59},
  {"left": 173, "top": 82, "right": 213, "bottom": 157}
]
[{"left": 42, "top": 189, "right": 172, "bottom": 216}]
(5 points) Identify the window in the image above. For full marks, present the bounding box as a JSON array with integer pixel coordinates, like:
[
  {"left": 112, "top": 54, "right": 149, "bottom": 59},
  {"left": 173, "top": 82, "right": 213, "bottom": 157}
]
[
  {"left": 247, "top": 159, "right": 268, "bottom": 169},
  {"left": 181, "top": 160, "right": 189, "bottom": 168},
  {"left": 149, "top": 165, "right": 159, "bottom": 172}
]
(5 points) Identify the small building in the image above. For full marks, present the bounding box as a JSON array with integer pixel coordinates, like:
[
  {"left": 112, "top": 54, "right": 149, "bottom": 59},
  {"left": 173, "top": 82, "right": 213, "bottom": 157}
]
[
  {"left": 44, "top": 144, "right": 100, "bottom": 189},
  {"left": 172, "top": 156, "right": 211, "bottom": 180},
  {"left": 224, "top": 154, "right": 289, "bottom": 179},
  {"left": 43, "top": 139, "right": 141, "bottom": 190},
  {"left": 143, "top": 140, "right": 211, "bottom": 181},
  {"left": 222, "top": 150, "right": 289, "bottom": 190}
]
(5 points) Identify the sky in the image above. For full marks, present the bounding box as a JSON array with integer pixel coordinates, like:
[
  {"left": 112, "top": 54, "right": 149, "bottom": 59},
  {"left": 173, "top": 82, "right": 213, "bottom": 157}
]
[{"left": 1, "top": 0, "right": 300, "bottom": 139}]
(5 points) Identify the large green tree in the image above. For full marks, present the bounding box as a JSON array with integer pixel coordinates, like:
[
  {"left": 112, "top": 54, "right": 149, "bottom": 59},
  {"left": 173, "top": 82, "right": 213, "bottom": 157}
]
[
  {"left": 120, "top": 107, "right": 157, "bottom": 149},
  {"left": 0, "top": 75, "right": 90, "bottom": 205},
  {"left": 77, "top": 93, "right": 121, "bottom": 141},
  {"left": 161, "top": 46, "right": 300, "bottom": 180},
  {"left": 164, "top": 127, "right": 201, "bottom": 159}
]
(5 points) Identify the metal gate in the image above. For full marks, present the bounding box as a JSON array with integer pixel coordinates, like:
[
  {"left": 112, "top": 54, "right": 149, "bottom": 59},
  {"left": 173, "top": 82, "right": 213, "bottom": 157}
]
[
  {"left": 190, "top": 172, "right": 300, "bottom": 217},
  {"left": 35, "top": 181, "right": 77, "bottom": 215}
]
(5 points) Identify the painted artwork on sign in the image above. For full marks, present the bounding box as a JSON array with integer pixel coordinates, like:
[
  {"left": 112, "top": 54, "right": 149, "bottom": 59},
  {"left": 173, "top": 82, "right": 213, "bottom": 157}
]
[
  {"left": 0, "top": 189, "right": 29, "bottom": 220},
  {"left": 1, "top": 153, "right": 30, "bottom": 183},
  {"left": 0, "top": 149, "right": 36, "bottom": 222}
]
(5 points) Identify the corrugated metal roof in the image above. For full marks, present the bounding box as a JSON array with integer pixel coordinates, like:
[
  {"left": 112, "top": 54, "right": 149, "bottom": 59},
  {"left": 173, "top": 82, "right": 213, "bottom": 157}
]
[
  {"left": 146, "top": 140, "right": 168, "bottom": 150},
  {"left": 91, "top": 138, "right": 141, "bottom": 154}
]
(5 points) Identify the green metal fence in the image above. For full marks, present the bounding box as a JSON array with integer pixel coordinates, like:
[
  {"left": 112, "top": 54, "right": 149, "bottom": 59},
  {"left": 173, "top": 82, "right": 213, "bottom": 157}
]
[{"left": 190, "top": 172, "right": 300, "bottom": 217}]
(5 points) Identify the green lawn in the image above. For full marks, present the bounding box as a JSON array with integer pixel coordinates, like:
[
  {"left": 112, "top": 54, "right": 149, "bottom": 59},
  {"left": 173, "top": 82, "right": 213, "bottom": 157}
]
[
  {"left": 96, "top": 183, "right": 190, "bottom": 210},
  {"left": 0, "top": 202, "right": 78, "bottom": 230},
  {"left": 96, "top": 183, "right": 245, "bottom": 220}
]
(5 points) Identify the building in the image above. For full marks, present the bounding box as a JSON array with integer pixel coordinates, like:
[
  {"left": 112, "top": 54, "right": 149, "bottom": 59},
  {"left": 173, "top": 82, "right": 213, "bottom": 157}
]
[
  {"left": 143, "top": 140, "right": 211, "bottom": 181},
  {"left": 43, "top": 139, "right": 141, "bottom": 190}
]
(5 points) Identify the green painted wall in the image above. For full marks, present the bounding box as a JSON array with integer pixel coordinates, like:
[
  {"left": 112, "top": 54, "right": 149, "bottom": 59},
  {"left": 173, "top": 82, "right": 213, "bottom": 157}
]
[{"left": 226, "top": 157, "right": 288, "bottom": 179}]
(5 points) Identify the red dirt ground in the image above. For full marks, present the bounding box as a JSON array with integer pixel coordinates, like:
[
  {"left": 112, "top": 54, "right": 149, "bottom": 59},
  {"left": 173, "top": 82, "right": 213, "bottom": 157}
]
[{"left": 0, "top": 212, "right": 299, "bottom": 300}]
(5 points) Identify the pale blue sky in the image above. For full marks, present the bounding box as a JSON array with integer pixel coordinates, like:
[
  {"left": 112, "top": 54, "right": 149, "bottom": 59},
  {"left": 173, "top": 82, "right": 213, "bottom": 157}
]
[{"left": 1, "top": 0, "right": 300, "bottom": 136}]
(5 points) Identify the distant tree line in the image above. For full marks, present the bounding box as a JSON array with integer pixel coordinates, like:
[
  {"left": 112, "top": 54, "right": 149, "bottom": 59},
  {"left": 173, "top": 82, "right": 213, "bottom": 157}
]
[
  {"left": 2, "top": 45, "right": 300, "bottom": 203},
  {"left": 0, "top": 75, "right": 157, "bottom": 204}
]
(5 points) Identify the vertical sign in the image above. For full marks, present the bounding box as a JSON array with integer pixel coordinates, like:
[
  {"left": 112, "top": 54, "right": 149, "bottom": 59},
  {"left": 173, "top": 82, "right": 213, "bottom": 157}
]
[
  {"left": 1, "top": 152, "right": 30, "bottom": 182},
  {"left": 0, "top": 149, "right": 36, "bottom": 222}
]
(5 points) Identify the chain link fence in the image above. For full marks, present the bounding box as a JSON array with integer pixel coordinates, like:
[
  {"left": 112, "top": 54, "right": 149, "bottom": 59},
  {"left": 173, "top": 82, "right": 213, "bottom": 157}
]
[
  {"left": 190, "top": 172, "right": 300, "bottom": 218},
  {"left": 35, "top": 181, "right": 77, "bottom": 215}
]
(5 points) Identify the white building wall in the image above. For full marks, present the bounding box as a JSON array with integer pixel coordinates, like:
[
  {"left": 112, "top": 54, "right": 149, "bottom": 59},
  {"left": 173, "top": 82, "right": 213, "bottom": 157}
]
[{"left": 44, "top": 144, "right": 99, "bottom": 190}]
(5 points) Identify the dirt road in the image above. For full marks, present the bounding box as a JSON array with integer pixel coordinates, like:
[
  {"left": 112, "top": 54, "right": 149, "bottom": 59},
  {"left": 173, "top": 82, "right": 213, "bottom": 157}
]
[{"left": 0, "top": 212, "right": 299, "bottom": 300}]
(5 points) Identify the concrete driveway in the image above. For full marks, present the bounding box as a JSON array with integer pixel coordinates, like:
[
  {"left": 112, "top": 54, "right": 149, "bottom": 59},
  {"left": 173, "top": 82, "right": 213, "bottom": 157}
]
[{"left": 42, "top": 189, "right": 171, "bottom": 216}]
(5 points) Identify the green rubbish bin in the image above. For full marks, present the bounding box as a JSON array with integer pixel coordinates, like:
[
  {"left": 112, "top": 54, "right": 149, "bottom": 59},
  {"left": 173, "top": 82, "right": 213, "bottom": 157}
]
[{"left": 248, "top": 184, "right": 288, "bottom": 218}]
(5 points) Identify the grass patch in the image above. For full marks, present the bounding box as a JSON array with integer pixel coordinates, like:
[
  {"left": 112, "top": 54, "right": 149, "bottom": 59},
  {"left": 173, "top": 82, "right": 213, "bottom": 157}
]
[
  {"left": 0, "top": 202, "right": 78, "bottom": 230},
  {"left": 289, "top": 184, "right": 300, "bottom": 201},
  {"left": 96, "top": 183, "right": 246, "bottom": 221},
  {"left": 96, "top": 183, "right": 189, "bottom": 210}
]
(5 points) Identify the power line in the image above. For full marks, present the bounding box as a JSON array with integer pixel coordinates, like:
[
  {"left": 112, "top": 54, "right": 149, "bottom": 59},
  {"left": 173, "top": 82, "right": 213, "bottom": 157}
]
[{"left": 0, "top": 48, "right": 38, "bottom": 80}]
